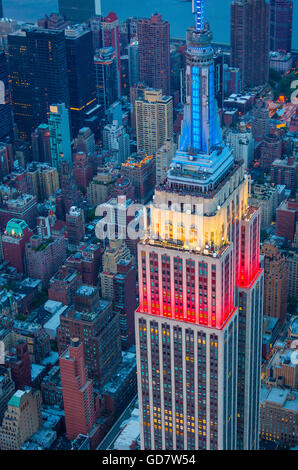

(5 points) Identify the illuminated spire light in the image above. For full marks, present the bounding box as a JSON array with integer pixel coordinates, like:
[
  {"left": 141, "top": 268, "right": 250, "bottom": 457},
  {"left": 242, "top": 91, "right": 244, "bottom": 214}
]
[{"left": 195, "top": 0, "right": 205, "bottom": 32}]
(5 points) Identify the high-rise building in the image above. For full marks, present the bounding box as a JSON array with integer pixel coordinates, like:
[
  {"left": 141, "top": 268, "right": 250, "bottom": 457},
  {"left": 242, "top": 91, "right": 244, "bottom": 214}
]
[
  {"left": 65, "top": 26, "right": 97, "bottom": 136},
  {"left": 0, "top": 367, "right": 14, "bottom": 425},
  {"left": 231, "top": 0, "right": 270, "bottom": 89},
  {"left": 66, "top": 206, "right": 85, "bottom": 249},
  {"left": 251, "top": 100, "right": 270, "bottom": 142},
  {"left": 270, "top": 0, "right": 293, "bottom": 53},
  {"left": 0, "top": 389, "right": 42, "bottom": 450},
  {"left": 38, "top": 12, "right": 70, "bottom": 30},
  {"left": 0, "top": 50, "right": 13, "bottom": 141},
  {"left": 2, "top": 219, "right": 33, "bottom": 273},
  {"left": 103, "top": 121, "right": 130, "bottom": 165},
  {"left": 8, "top": 28, "right": 69, "bottom": 140},
  {"left": 128, "top": 40, "right": 139, "bottom": 88},
  {"left": 94, "top": 47, "right": 119, "bottom": 112},
  {"left": 48, "top": 265, "right": 82, "bottom": 306},
  {"left": 135, "top": 88, "right": 173, "bottom": 155},
  {"left": 121, "top": 153, "right": 156, "bottom": 204},
  {"left": 27, "top": 29, "right": 69, "bottom": 127},
  {"left": 5, "top": 340, "right": 32, "bottom": 391},
  {"left": 101, "top": 12, "right": 121, "bottom": 95},
  {"left": 0, "top": 1, "right": 3, "bottom": 18},
  {"left": 60, "top": 338, "right": 96, "bottom": 441},
  {"left": 58, "top": 0, "right": 101, "bottom": 24},
  {"left": 156, "top": 138, "right": 177, "bottom": 185},
  {"left": 135, "top": 1, "right": 263, "bottom": 450},
  {"left": 31, "top": 124, "right": 51, "bottom": 164},
  {"left": 259, "top": 129, "right": 282, "bottom": 171},
  {"left": 25, "top": 234, "right": 67, "bottom": 287},
  {"left": 261, "top": 243, "right": 289, "bottom": 325},
  {"left": 138, "top": 14, "right": 171, "bottom": 96},
  {"left": 49, "top": 103, "right": 72, "bottom": 171},
  {"left": 100, "top": 239, "right": 132, "bottom": 301},
  {"left": 113, "top": 259, "right": 137, "bottom": 351},
  {"left": 26, "top": 162, "right": 60, "bottom": 203},
  {"left": 57, "top": 291, "right": 122, "bottom": 387}
]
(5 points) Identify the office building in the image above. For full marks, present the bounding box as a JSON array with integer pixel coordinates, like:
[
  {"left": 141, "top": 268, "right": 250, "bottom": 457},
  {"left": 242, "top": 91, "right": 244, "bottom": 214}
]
[
  {"left": 270, "top": 0, "right": 293, "bottom": 53},
  {"left": 5, "top": 340, "right": 32, "bottom": 391},
  {"left": 2, "top": 219, "right": 33, "bottom": 273},
  {"left": 261, "top": 243, "right": 289, "bottom": 325},
  {"left": 260, "top": 387, "right": 298, "bottom": 447},
  {"left": 0, "top": 389, "right": 42, "bottom": 450},
  {"left": 31, "top": 124, "right": 51, "bottom": 164},
  {"left": 135, "top": 88, "right": 173, "bottom": 155},
  {"left": 100, "top": 239, "right": 132, "bottom": 301},
  {"left": 0, "top": 50, "right": 13, "bottom": 140},
  {"left": 138, "top": 14, "right": 170, "bottom": 96},
  {"left": 121, "top": 153, "right": 156, "bottom": 204},
  {"left": 113, "top": 259, "right": 137, "bottom": 350},
  {"left": 94, "top": 47, "right": 119, "bottom": 112},
  {"left": 66, "top": 243, "right": 102, "bottom": 286},
  {"left": 25, "top": 234, "right": 67, "bottom": 287},
  {"left": 0, "top": 367, "right": 14, "bottom": 425},
  {"left": 128, "top": 39, "right": 139, "bottom": 88},
  {"left": 276, "top": 200, "right": 298, "bottom": 242},
  {"left": 48, "top": 266, "right": 82, "bottom": 306},
  {"left": 103, "top": 121, "right": 130, "bottom": 165},
  {"left": 156, "top": 139, "right": 177, "bottom": 185},
  {"left": 259, "top": 129, "right": 282, "bottom": 172},
  {"left": 231, "top": 0, "right": 269, "bottom": 89},
  {"left": 38, "top": 12, "right": 70, "bottom": 30},
  {"left": 60, "top": 338, "right": 96, "bottom": 441},
  {"left": 66, "top": 206, "right": 85, "bottom": 249},
  {"left": 57, "top": 292, "right": 122, "bottom": 387},
  {"left": 101, "top": 12, "right": 121, "bottom": 95},
  {"left": 49, "top": 103, "right": 72, "bottom": 171},
  {"left": 226, "top": 122, "right": 254, "bottom": 169},
  {"left": 135, "top": 1, "right": 263, "bottom": 450},
  {"left": 58, "top": 0, "right": 101, "bottom": 24},
  {"left": 65, "top": 26, "right": 97, "bottom": 136}
]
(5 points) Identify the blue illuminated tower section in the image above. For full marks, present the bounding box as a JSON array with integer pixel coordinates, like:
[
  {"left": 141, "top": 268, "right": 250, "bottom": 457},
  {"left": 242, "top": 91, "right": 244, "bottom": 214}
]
[{"left": 180, "top": 0, "right": 222, "bottom": 155}]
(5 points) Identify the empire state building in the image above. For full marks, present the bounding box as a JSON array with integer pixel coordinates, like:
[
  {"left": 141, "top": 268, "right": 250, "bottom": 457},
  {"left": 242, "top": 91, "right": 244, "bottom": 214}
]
[{"left": 135, "top": 0, "right": 264, "bottom": 450}]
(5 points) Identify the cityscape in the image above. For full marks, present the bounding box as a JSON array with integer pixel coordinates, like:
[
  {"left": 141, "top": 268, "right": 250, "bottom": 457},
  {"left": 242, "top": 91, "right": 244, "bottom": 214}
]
[{"left": 0, "top": 0, "right": 297, "bottom": 456}]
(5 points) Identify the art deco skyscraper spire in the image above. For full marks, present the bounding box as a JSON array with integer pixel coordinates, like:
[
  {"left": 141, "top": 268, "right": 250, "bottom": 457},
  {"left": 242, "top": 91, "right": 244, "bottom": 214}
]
[{"left": 135, "top": 0, "right": 263, "bottom": 450}]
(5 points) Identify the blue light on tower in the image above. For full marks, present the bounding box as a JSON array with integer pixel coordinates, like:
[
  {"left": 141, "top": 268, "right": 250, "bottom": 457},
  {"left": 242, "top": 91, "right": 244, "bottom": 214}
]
[{"left": 195, "top": 0, "right": 204, "bottom": 32}]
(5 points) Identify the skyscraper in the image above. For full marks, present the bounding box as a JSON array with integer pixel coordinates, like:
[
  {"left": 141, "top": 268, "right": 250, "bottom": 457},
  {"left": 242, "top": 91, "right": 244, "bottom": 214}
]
[
  {"left": 58, "top": 0, "right": 101, "bottom": 24},
  {"left": 8, "top": 28, "right": 69, "bottom": 139},
  {"left": 231, "top": 0, "right": 270, "bottom": 89},
  {"left": 135, "top": 0, "right": 263, "bottom": 450},
  {"left": 49, "top": 103, "right": 72, "bottom": 171},
  {"left": 101, "top": 12, "right": 121, "bottom": 95},
  {"left": 138, "top": 13, "right": 171, "bottom": 96},
  {"left": 94, "top": 47, "right": 119, "bottom": 112},
  {"left": 0, "top": 50, "right": 13, "bottom": 140},
  {"left": 60, "top": 338, "right": 96, "bottom": 441},
  {"left": 135, "top": 88, "right": 173, "bottom": 155},
  {"left": 65, "top": 26, "right": 97, "bottom": 136},
  {"left": 270, "top": 0, "right": 293, "bottom": 53}
]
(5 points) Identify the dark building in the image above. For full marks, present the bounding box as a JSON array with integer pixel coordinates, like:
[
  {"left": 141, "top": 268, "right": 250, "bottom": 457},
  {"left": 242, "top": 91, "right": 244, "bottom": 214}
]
[
  {"left": 6, "top": 341, "right": 32, "bottom": 391},
  {"left": 2, "top": 219, "right": 33, "bottom": 274},
  {"left": 65, "top": 26, "right": 97, "bottom": 137},
  {"left": 27, "top": 29, "right": 69, "bottom": 129},
  {"left": 94, "top": 47, "right": 119, "bottom": 112},
  {"left": 113, "top": 259, "right": 137, "bottom": 351},
  {"left": 31, "top": 124, "right": 51, "bottom": 164},
  {"left": 37, "top": 12, "right": 70, "bottom": 30},
  {"left": 101, "top": 12, "right": 121, "bottom": 95},
  {"left": 231, "top": 0, "right": 270, "bottom": 89},
  {"left": 7, "top": 29, "right": 33, "bottom": 141},
  {"left": 8, "top": 28, "right": 69, "bottom": 140},
  {"left": 270, "top": 0, "right": 293, "bottom": 53},
  {"left": 0, "top": 50, "right": 13, "bottom": 141},
  {"left": 48, "top": 266, "right": 82, "bottom": 306},
  {"left": 58, "top": 0, "right": 99, "bottom": 24},
  {"left": 0, "top": 0, "right": 3, "bottom": 18},
  {"left": 138, "top": 13, "right": 171, "bottom": 96},
  {"left": 57, "top": 293, "right": 122, "bottom": 387}
]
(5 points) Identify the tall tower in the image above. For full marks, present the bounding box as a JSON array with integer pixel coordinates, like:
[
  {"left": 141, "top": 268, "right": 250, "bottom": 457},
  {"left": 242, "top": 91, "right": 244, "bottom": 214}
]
[
  {"left": 138, "top": 13, "right": 171, "bottom": 96},
  {"left": 135, "top": 0, "right": 263, "bottom": 450},
  {"left": 231, "top": 0, "right": 269, "bottom": 89},
  {"left": 60, "top": 338, "right": 96, "bottom": 441},
  {"left": 270, "top": 0, "right": 293, "bottom": 53}
]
